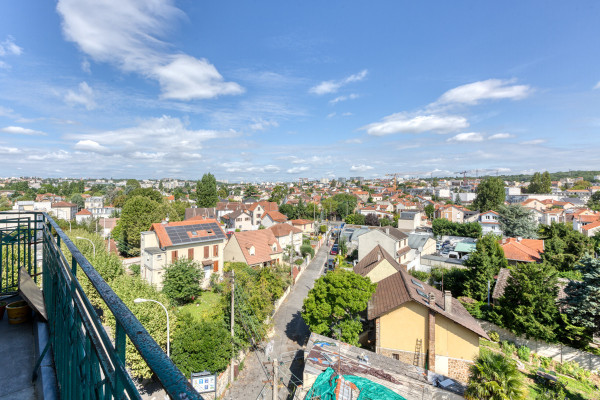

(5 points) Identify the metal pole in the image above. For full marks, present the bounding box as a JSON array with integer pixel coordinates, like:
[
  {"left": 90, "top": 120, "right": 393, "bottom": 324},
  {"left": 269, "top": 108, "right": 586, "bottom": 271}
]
[
  {"left": 230, "top": 271, "right": 235, "bottom": 384},
  {"left": 75, "top": 236, "right": 95, "bottom": 257},
  {"left": 133, "top": 298, "right": 170, "bottom": 356},
  {"left": 273, "top": 358, "right": 278, "bottom": 400}
]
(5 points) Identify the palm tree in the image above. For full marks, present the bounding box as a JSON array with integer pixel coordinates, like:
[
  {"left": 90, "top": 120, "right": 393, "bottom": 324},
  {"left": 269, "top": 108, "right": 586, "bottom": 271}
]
[{"left": 465, "top": 349, "right": 525, "bottom": 400}]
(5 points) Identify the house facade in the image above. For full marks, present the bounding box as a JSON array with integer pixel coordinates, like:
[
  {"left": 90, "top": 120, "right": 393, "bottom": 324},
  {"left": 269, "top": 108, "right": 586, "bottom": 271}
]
[
  {"left": 223, "top": 229, "right": 283, "bottom": 268},
  {"left": 358, "top": 227, "right": 410, "bottom": 265},
  {"left": 140, "top": 219, "right": 227, "bottom": 289},
  {"left": 222, "top": 210, "right": 253, "bottom": 231},
  {"left": 268, "top": 223, "right": 303, "bottom": 253},
  {"left": 50, "top": 201, "right": 78, "bottom": 221},
  {"left": 478, "top": 210, "right": 502, "bottom": 236}
]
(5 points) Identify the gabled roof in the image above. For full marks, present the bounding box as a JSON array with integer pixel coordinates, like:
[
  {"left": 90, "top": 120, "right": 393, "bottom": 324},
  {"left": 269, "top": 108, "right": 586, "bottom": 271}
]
[
  {"left": 52, "top": 201, "right": 77, "bottom": 208},
  {"left": 500, "top": 237, "right": 544, "bottom": 263},
  {"left": 247, "top": 201, "right": 278, "bottom": 212},
  {"left": 76, "top": 209, "right": 92, "bottom": 216},
  {"left": 368, "top": 269, "right": 488, "bottom": 339},
  {"left": 268, "top": 223, "right": 302, "bottom": 238},
  {"left": 353, "top": 245, "right": 404, "bottom": 277},
  {"left": 231, "top": 229, "right": 282, "bottom": 265},
  {"left": 290, "top": 218, "right": 313, "bottom": 225},
  {"left": 185, "top": 207, "right": 217, "bottom": 220},
  {"left": 263, "top": 210, "right": 288, "bottom": 223},
  {"left": 150, "top": 218, "right": 226, "bottom": 248},
  {"left": 582, "top": 220, "right": 600, "bottom": 231}
]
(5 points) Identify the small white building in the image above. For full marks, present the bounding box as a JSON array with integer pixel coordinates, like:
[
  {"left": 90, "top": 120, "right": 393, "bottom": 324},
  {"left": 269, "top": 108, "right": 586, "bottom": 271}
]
[{"left": 478, "top": 210, "right": 502, "bottom": 236}]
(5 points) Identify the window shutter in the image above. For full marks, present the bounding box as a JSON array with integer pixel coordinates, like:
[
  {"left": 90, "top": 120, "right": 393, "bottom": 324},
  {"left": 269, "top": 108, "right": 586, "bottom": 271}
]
[
  {"left": 204, "top": 246, "right": 209, "bottom": 258},
  {"left": 213, "top": 261, "right": 219, "bottom": 272},
  {"left": 172, "top": 250, "right": 178, "bottom": 261},
  {"left": 188, "top": 248, "right": 194, "bottom": 260},
  {"left": 213, "top": 245, "right": 218, "bottom": 257}
]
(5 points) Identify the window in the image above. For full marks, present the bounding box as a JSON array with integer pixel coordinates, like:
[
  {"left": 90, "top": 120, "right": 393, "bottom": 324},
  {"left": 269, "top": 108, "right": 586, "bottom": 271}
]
[
  {"left": 392, "top": 354, "right": 399, "bottom": 360},
  {"left": 213, "top": 245, "right": 218, "bottom": 257},
  {"left": 188, "top": 248, "right": 194, "bottom": 259},
  {"left": 172, "top": 250, "right": 178, "bottom": 261},
  {"left": 204, "top": 246, "right": 209, "bottom": 258}
]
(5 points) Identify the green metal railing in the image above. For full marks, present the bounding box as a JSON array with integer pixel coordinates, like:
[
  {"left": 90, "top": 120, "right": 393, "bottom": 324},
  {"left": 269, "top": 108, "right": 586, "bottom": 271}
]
[{"left": 0, "top": 212, "right": 202, "bottom": 399}]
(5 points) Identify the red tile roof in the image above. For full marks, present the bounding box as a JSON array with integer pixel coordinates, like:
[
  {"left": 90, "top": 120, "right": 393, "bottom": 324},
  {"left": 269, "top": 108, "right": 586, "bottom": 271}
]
[
  {"left": 76, "top": 209, "right": 92, "bottom": 215},
  {"left": 263, "top": 210, "right": 288, "bottom": 223},
  {"left": 353, "top": 245, "right": 403, "bottom": 277},
  {"left": 231, "top": 229, "right": 282, "bottom": 266},
  {"left": 268, "top": 223, "right": 302, "bottom": 237},
  {"left": 151, "top": 218, "right": 225, "bottom": 248},
  {"left": 582, "top": 220, "right": 600, "bottom": 231},
  {"left": 500, "top": 237, "right": 544, "bottom": 263},
  {"left": 52, "top": 201, "right": 77, "bottom": 208}
]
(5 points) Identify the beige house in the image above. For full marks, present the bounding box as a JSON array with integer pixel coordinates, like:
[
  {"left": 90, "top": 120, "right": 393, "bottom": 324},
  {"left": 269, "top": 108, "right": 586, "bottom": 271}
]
[
  {"left": 223, "top": 229, "right": 283, "bottom": 268},
  {"left": 261, "top": 210, "right": 288, "bottom": 228},
  {"left": 290, "top": 218, "right": 314, "bottom": 233},
  {"left": 247, "top": 201, "right": 278, "bottom": 227},
  {"left": 436, "top": 205, "right": 467, "bottom": 223},
  {"left": 357, "top": 226, "right": 410, "bottom": 265},
  {"left": 51, "top": 201, "right": 78, "bottom": 221},
  {"left": 353, "top": 245, "right": 406, "bottom": 282},
  {"left": 396, "top": 210, "right": 424, "bottom": 231},
  {"left": 362, "top": 252, "right": 488, "bottom": 382},
  {"left": 221, "top": 209, "right": 253, "bottom": 231},
  {"left": 140, "top": 219, "right": 226, "bottom": 289},
  {"left": 268, "top": 223, "right": 303, "bottom": 253}
]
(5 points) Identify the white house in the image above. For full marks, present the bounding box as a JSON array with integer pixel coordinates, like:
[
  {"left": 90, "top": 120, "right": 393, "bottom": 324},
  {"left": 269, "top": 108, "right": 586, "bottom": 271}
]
[{"left": 478, "top": 210, "right": 502, "bottom": 236}]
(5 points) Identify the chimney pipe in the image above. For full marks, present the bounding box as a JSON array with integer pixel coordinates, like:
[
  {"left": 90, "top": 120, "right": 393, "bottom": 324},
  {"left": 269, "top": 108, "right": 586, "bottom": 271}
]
[
  {"left": 428, "top": 292, "right": 435, "bottom": 305},
  {"left": 386, "top": 228, "right": 390, "bottom": 235},
  {"left": 444, "top": 290, "right": 452, "bottom": 314},
  {"left": 377, "top": 254, "right": 381, "bottom": 261}
]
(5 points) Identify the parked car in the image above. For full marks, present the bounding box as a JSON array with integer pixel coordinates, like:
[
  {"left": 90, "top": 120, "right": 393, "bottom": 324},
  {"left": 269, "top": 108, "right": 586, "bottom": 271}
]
[
  {"left": 326, "top": 258, "right": 335, "bottom": 270},
  {"left": 330, "top": 245, "right": 338, "bottom": 255}
]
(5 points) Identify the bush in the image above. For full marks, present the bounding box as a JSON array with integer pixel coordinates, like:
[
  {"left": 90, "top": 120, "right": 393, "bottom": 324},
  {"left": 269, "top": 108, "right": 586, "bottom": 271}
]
[
  {"left": 540, "top": 356, "right": 552, "bottom": 370},
  {"left": 320, "top": 225, "right": 327, "bottom": 233},
  {"left": 409, "top": 269, "right": 430, "bottom": 282},
  {"left": 162, "top": 259, "right": 204, "bottom": 305},
  {"left": 488, "top": 330, "right": 500, "bottom": 342},
  {"left": 210, "top": 273, "right": 224, "bottom": 293},
  {"left": 300, "top": 243, "right": 315, "bottom": 258},
  {"left": 501, "top": 341, "right": 516, "bottom": 357},
  {"left": 295, "top": 258, "right": 303, "bottom": 265},
  {"left": 517, "top": 345, "right": 530, "bottom": 362},
  {"left": 130, "top": 264, "right": 140, "bottom": 276}
]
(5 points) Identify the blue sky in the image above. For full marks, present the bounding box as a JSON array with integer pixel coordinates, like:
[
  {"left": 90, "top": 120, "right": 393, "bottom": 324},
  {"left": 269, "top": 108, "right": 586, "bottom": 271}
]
[{"left": 1, "top": 1, "right": 600, "bottom": 182}]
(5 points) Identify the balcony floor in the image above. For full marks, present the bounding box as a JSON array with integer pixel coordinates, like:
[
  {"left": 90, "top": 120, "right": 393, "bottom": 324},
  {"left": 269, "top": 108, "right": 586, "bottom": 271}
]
[{"left": 0, "top": 298, "right": 37, "bottom": 400}]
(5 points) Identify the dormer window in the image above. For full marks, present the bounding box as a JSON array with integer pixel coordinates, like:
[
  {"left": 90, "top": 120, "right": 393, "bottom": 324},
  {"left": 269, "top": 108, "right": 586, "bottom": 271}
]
[{"left": 249, "top": 246, "right": 255, "bottom": 255}]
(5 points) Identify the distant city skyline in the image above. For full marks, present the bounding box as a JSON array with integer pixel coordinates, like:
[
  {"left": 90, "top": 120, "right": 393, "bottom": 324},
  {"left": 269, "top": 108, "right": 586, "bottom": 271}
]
[{"left": 1, "top": 1, "right": 600, "bottom": 180}]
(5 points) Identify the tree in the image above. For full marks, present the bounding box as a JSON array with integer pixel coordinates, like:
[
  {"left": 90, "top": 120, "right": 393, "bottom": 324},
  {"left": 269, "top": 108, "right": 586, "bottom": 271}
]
[
  {"left": 587, "top": 191, "right": 600, "bottom": 211},
  {"left": 279, "top": 203, "right": 296, "bottom": 219},
  {"left": 464, "top": 234, "right": 507, "bottom": 301},
  {"left": 321, "top": 197, "right": 338, "bottom": 220},
  {"left": 541, "top": 171, "right": 552, "bottom": 193},
  {"left": 244, "top": 184, "right": 259, "bottom": 198},
  {"left": 302, "top": 270, "right": 376, "bottom": 346},
  {"left": 333, "top": 193, "right": 357, "bottom": 220},
  {"left": 118, "top": 196, "right": 166, "bottom": 255},
  {"left": 497, "top": 204, "right": 538, "bottom": 239},
  {"left": 126, "top": 179, "right": 141, "bottom": 189},
  {"left": 161, "top": 258, "right": 204, "bottom": 305},
  {"left": 171, "top": 313, "right": 232, "bottom": 375},
  {"left": 499, "top": 262, "right": 559, "bottom": 341},
  {"left": 217, "top": 185, "right": 228, "bottom": 199},
  {"left": 345, "top": 213, "right": 365, "bottom": 225},
  {"left": 300, "top": 243, "right": 315, "bottom": 258},
  {"left": 539, "top": 222, "right": 593, "bottom": 272},
  {"left": 564, "top": 256, "right": 600, "bottom": 336},
  {"left": 196, "top": 173, "right": 218, "bottom": 207},
  {"left": 127, "top": 187, "right": 163, "bottom": 203},
  {"left": 424, "top": 204, "right": 435, "bottom": 220},
  {"left": 365, "top": 213, "right": 379, "bottom": 226},
  {"left": 473, "top": 177, "right": 505, "bottom": 211},
  {"left": 465, "top": 350, "right": 525, "bottom": 400},
  {"left": 432, "top": 219, "right": 482, "bottom": 238},
  {"left": 0, "top": 196, "right": 11, "bottom": 211},
  {"left": 269, "top": 185, "right": 288, "bottom": 204},
  {"left": 338, "top": 238, "right": 348, "bottom": 256},
  {"left": 70, "top": 193, "right": 85, "bottom": 210}
]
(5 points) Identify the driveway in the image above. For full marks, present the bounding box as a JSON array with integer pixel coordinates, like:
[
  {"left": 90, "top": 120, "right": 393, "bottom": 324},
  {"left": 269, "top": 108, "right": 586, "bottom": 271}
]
[{"left": 226, "top": 242, "right": 330, "bottom": 400}]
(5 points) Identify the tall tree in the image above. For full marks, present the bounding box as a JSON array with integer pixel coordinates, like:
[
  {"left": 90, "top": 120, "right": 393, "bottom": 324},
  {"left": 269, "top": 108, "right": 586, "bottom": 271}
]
[
  {"left": 464, "top": 233, "right": 507, "bottom": 301},
  {"left": 564, "top": 256, "right": 600, "bottom": 336},
  {"left": 302, "top": 270, "right": 376, "bottom": 346},
  {"left": 473, "top": 177, "right": 505, "bottom": 211},
  {"left": 465, "top": 350, "right": 525, "bottom": 400},
  {"left": 424, "top": 204, "right": 435, "bottom": 220},
  {"left": 365, "top": 213, "right": 379, "bottom": 226},
  {"left": 244, "top": 184, "right": 259, "bottom": 198},
  {"left": 196, "top": 173, "right": 218, "bottom": 207},
  {"left": 332, "top": 193, "right": 358, "bottom": 220},
  {"left": 539, "top": 222, "right": 593, "bottom": 272},
  {"left": 70, "top": 193, "right": 85, "bottom": 210},
  {"left": 527, "top": 172, "right": 543, "bottom": 193},
  {"left": 118, "top": 196, "right": 166, "bottom": 255},
  {"left": 497, "top": 204, "right": 538, "bottom": 238},
  {"left": 587, "top": 190, "right": 600, "bottom": 211},
  {"left": 541, "top": 171, "right": 552, "bottom": 193},
  {"left": 499, "top": 262, "right": 559, "bottom": 341},
  {"left": 268, "top": 185, "right": 288, "bottom": 204}
]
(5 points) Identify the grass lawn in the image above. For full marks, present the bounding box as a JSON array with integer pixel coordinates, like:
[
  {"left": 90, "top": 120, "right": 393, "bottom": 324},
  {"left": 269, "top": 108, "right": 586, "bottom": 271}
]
[{"left": 178, "top": 291, "right": 224, "bottom": 322}]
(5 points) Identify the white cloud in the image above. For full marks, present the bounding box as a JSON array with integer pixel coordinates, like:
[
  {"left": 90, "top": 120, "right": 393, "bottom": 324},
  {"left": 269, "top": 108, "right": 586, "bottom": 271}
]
[
  {"left": 521, "top": 139, "right": 546, "bottom": 145},
  {"left": 488, "top": 133, "right": 514, "bottom": 140},
  {"left": 0, "top": 146, "right": 19, "bottom": 154},
  {"left": 249, "top": 119, "right": 279, "bottom": 131},
  {"left": 436, "top": 79, "right": 532, "bottom": 105},
  {"left": 65, "top": 81, "right": 97, "bottom": 110},
  {"left": 329, "top": 93, "right": 359, "bottom": 104},
  {"left": 327, "top": 112, "right": 336, "bottom": 118},
  {"left": 74, "top": 139, "right": 109, "bottom": 153},
  {"left": 350, "top": 164, "right": 374, "bottom": 172},
  {"left": 309, "top": 70, "right": 367, "bottom": 95},
  {"left": 447, "top": 132, "right": 484, "bottom": 142},
  {"left": 0, "top": 126, "right": 46, "bottom": 135},
  {"left": 363, "top": 113, "right": 468, "bottom": 136},
  {"left": 341, "top": 112, "right": 353, "bottom": 116},
  {"left": 594, "top": 81, "right": 600, "bottom": 90},
  {"left": 345, "top": 138, "right": 362, "bottom": 144},
  {"left": 81, "top": 58, "right": 91, "bottom": 73},
  {"left": 27, "top": 150, "right": 70, "bottom": 160},
  {"left": 56, "top": 0, "right": 243, "bottom": 101},
  {"left": 287, "top": 166, "right": 309, "bottom": 174},
  {"left": 0, "top": 36, "right": 22, "bottom": 56}
]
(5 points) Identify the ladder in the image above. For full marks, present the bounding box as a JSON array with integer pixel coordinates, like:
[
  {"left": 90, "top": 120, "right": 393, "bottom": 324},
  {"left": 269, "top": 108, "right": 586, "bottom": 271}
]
[{"left": 413, "top": 339, "right": 422, "bottom": 367}]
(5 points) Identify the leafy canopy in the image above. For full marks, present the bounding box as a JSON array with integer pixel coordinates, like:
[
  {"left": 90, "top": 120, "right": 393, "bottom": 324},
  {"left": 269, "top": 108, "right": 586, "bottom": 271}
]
[
  {"left": 497, "top": 204, "right": 538, "bottom": 239},
  {"left": 196, "top": 173, "right": 218, "bottom": 207},
  {"left": 473, "top": 177, "right": 506, "bottom": 211},
  {"left": 302, "top": 270, "right": 376, "bottom": 346},
  {"left": 564, "top": 256, "right": 600, "bottom": 336},
  {"left": 464, "top": 233, "right": 507, "bottom": 301},
  {"left": 161, "top": 258, "right": 205, "bottom": 305},
  {"left": 465, "top": 349, "right": 525, "bottom": 400}
]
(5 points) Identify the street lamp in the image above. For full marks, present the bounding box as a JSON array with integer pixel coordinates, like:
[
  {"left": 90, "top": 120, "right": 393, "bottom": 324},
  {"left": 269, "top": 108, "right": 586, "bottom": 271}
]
[
  {"left": 134, "top": 298, "right": 170, "bottom": 357},
  {"left": 75, "top": 236, "right": 95, "bottom": 257}
]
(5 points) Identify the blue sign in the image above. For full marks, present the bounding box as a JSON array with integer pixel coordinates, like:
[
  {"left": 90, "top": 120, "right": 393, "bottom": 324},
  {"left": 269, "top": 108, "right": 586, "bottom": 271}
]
[{"left": 191, "top": 371, "right": 216, "bottom": 394}]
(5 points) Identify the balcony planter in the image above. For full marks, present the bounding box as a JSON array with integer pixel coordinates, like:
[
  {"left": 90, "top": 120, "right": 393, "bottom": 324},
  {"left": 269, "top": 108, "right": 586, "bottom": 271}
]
[
  {"left": 6, "top": 300, "right": 31, "bottom": 325},
  {"left": 0, "top": 301, "right": 5, "bottom": 321}
]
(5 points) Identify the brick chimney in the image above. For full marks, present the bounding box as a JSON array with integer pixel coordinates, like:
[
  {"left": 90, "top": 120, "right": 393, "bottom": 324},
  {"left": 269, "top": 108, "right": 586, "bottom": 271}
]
[
  {"left": 444, "top": 290, "right": 452, "bottom": 314},
  {"left": 377, "top": 253, "right": 381, "bottom": 262},
  {"left": 428, "top": 292, "right": 435, "bottom": 305},
  {"left": 385, "top": 228, "right": 390, "bottom": 235}
]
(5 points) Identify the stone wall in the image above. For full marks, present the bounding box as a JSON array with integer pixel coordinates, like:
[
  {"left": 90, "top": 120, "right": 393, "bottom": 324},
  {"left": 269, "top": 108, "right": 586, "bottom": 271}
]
[
  {"left": 447, "top": 358, "right": 472, "bottom": 382},
  {"left": 478, "top": 319, "right": 600, "bottom": 372}
]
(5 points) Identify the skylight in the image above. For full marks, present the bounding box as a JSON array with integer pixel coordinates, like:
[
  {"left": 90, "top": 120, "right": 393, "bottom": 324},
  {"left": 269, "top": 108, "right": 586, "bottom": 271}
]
[
  {"left": 411, "top": 278, "right": 424, "bottom": 289},
  {"left": 416, "top": 289, "right": 429, "bottom": 301}
]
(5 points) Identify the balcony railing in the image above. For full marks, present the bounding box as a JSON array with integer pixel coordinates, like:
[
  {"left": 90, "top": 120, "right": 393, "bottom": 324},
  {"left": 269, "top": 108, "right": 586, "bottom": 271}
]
[{"left": 0, "top": 211, "right": 202, "bottom": 399}]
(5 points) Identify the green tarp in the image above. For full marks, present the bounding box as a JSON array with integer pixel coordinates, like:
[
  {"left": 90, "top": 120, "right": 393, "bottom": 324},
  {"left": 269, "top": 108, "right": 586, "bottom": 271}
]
[{"left": 304, "top": 368, "right": 407, "bottom": 400}]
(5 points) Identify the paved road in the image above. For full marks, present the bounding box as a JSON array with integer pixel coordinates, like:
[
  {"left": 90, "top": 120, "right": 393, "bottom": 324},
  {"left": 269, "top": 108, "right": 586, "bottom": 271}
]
[{"left": 226, "top": 242, "right": 330, "bottom": 400}]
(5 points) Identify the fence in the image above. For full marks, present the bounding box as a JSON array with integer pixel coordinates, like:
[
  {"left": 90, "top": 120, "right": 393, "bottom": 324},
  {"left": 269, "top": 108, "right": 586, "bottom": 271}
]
[
  {"left": 478, "top": 319, "right": 600, "bottom": 372},
  {"left": 0, "top": 212, "right": 201, "bottom": 399}
]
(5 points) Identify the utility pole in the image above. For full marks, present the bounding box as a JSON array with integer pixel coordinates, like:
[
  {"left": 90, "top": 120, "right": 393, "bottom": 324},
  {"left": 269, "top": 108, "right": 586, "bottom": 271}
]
[
  {"left": 230, "top": 271, "right": 235, "bottom": 384},
  {"left": 272, "top": 358, "right": 278, "bottom": 400}
]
